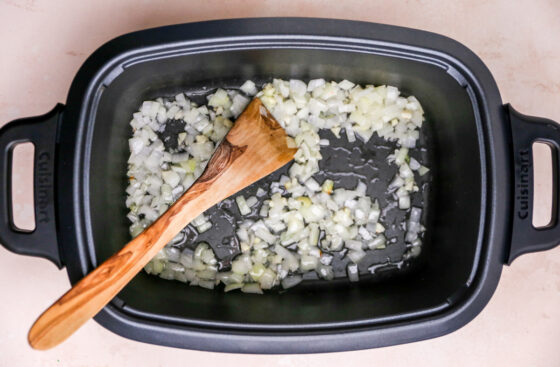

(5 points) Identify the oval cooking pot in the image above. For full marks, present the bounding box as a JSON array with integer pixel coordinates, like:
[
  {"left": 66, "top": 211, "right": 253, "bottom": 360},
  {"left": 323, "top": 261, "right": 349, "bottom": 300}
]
[{"left": 0, "top": 18, "right": 558, "bottom": 353}]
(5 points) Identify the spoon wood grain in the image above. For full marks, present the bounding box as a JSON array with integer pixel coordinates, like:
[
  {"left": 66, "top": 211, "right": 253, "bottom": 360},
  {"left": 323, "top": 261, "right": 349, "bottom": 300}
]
[{"left": 28, "top": 98, "right": 297, "bottom": 350}]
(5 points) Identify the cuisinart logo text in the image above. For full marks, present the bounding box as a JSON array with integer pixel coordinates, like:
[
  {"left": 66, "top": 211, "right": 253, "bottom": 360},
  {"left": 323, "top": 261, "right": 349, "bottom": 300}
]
[
  {"left": 36, "top": 152, "right": 51, "bottom": 223},
  {"left": 517, "top": 149, "right": 530, "bottom": 220}
]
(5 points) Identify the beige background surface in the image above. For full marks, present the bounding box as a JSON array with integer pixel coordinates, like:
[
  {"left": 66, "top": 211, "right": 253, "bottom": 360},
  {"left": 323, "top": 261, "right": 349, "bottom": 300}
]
[{"left": 1, "top": 0, "right": 559, "bottom": 366}]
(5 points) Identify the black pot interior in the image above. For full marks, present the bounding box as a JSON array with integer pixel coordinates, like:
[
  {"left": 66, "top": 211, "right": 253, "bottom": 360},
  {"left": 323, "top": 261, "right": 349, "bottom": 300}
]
[{"left": 88, "top": 48, "right": 481, "bottom": 327}]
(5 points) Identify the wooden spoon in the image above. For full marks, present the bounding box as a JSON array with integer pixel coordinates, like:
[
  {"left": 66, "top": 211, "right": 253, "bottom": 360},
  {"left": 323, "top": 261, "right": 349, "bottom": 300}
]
[{"left": 28, "top": 98, "right": 297, "bottom": 350}]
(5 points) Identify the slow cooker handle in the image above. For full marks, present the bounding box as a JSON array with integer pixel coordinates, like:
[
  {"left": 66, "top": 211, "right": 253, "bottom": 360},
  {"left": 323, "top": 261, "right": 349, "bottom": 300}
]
[
  {"left": 0, "top": 105, "right": 63, "bottom": 268},
  {"left": 507, "top": 104, "right": 560, "bottom": 264}
]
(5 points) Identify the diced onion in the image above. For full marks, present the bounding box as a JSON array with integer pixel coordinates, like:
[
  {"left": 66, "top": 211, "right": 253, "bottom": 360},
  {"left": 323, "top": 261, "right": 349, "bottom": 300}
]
[
  {"left": 241, "top": 283, "right": 263, "bottom": 294},
  {"left": 347, "top": 249, "right": 366, "bottom": 264},
  {"left": 368, "top": 235, "right": 386, "bottom": 250},
  {"left": 236, "top": 195, "right": 251, "bottom": 215},
  {"left": 127, "top": 78, "right": 428, "bottom": 293},
  {"left": 240, "top": 80, "right": 258, "bottom": 96},
  {"left": 282, "top": 275, "right": 303, "bottom": 289},
  {"left": 347, "top": 263, "right": 359, "bottom": 282}
]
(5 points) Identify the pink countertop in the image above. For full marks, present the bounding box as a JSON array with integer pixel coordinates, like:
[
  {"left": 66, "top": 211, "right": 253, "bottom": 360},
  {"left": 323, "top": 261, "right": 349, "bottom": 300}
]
[{"left": 1, "top": 0, "right": 559, "bottom": 366}]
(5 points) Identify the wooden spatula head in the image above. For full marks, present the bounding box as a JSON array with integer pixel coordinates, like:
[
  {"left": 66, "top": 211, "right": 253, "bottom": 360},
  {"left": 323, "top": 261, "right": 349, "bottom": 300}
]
[{"left": 192, "top": 98, "right": 297, "bottom": 206}]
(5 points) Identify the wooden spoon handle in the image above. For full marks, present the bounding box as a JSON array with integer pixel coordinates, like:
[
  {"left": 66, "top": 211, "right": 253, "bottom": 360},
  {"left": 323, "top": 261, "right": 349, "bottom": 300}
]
[
  {"left": 28, "top": 132, "right": 255, "bottom": 350},
  {"left": 27, "top": 182, "right": 210, "bottom": 350},
  {"left": 27, "top": 137, "right": 246, "bottom": 349}
]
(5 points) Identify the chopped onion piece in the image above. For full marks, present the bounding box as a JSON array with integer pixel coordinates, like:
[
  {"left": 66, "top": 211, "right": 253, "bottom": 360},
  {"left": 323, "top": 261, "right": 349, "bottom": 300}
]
[
  {"left": 338, "top": 79, "right": 355, "bottom": 90},
  {"left": 408, "top": 245, "right": 421, "bottom": 258},
  {"left": 224, "top": 283, "right": 244, "bottom": 292},
  {"left": 208, "top": 88, "right": 231, "bottom": 109},
  {"left": 405, "top": 230, "right": 418, "bottom": 243},
  {"left": 282, "top": 275, "right": 303, "bottom": 289},
  {"left": 320, "top": 253, "right": 333, "bottom": 265},
  {"left": 316, "top": 264, "right": 334, "bottom": 280},
  {"left": 409, "top": 157, "right": 421, "bottom": 170},
  {"left": 399, "top": 195, "right": 411, "bottom": 210},
  {"left": 304, "top": 178, "right": 321, "bottom": 192},
  {"left": 300, "top": 255, "right": 319, "bottom": 271},
  {"left": 345, "top": 239, "right": 363, "bottom": 251},
  {"left": 254, "top": 225, "right": 276, "bottom": 244},
  {"left": 307, "top": 79, "right": 326, "bottom": 91},
  {"left": 345, "top": 125, "right": 356, "bottom": 143},
  {"left": 368, "top": 234, "right": 386, "bottom": 250},
  {"left": 322, "top": 179, "right": 334, "bottom": 194},
  {"left": 418, "top": 165, "right": 430, "bottom": 176},
  {"left": 358, "top": 226, "right": 373, "bottom": 241},
  {"left": 162, "top": 170, "right": 181, "bottom": 188},
  {"left": 347, "top": 263, "right": 359, "bottom": 282},
  {"left": 347, "top": 249, "right": 366, "bottom": 264},
  {"left": 249, "top": 263, "right": 266, "bottom": 281},
  {"left": 241, "top": 283, "right": 263, "bottom": 294},
  {"left": 246, "top": 196, "right": 258, "bottom": 208},
  {"left": 240, "top": 80, "right": 258, "bottom": 96},
  {"left": 232, "top": 254, "right": 252, "bottom": 275},
  {"left": 196, "top": 221, "right": 212, "bottom": 234},
  {"left": 410, "top": 207, "right": 422, "bottom": 222},
  {"left": 236, "top": 195, "right": 251, "bottom": 215},
  {"left": 259, "top": 269, "right": 277, "bottom": 289}
]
